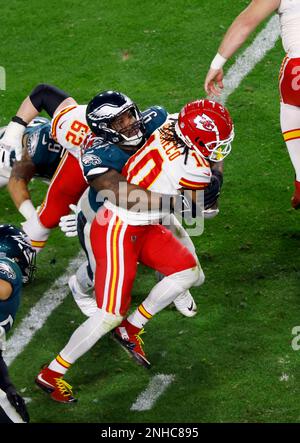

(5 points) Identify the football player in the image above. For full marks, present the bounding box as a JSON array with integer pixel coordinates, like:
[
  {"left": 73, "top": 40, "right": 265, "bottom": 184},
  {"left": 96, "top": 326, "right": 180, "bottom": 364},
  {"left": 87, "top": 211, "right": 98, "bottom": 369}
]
[
  {"left": 61, "top": 92, "right": 222, "bottom": 321},
  {"left": 61, "top": 91, "right": 196, "bottom": 316},
  {"left": 204, "top": 0, "right": 300, "bottom": 209},
  {"left": 0, "top": 224, "right": 36, "bottom": 422},
  {"left": 0, "top": 117, "right": 65, "bottom": 221},
  {"left": 35, "top": 98, "right": 234, "bottom": 402},
  {"left": 0, "top": 85, "right": 169, "bottom": 252}
]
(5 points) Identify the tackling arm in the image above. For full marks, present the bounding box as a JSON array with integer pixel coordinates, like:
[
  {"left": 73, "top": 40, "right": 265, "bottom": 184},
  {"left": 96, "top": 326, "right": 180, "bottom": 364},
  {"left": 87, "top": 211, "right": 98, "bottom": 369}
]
[
  {"left": 0, "top": 84, "right": 76, "bottom": 162},
  {"left": 16, "top": 83, "right": 76, "bottom": 122},
  {"left": 7, "top": 145, "right": 37, "bottom": 220},
  {"left": 204, "top": 0, "right": 280, "bottom": 95},
  {"left": 89, "top": 169, "right": 163, "bottom": 211}
]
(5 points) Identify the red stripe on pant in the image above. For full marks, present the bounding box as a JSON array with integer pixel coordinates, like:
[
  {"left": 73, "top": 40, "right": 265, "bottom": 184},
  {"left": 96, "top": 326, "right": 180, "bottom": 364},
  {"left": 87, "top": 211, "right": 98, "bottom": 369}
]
[{"left": 39, "top": 152, "right": 88, "bottom": 228}]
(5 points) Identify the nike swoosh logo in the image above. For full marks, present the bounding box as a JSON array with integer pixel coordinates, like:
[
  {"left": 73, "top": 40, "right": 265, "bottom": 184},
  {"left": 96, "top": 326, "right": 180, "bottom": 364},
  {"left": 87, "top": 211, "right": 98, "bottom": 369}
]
[
  {"left": 187, "top": 302, "right": 194, "bottom": 311},
  {"left": 202, "top": 172, "right": 211, "bottom": 176},
  {"left": 36, "top": 373, "right": 53, "bottom": 388},
  {"left": 58, "top": 120, "right": 66, "bottom": 129}
]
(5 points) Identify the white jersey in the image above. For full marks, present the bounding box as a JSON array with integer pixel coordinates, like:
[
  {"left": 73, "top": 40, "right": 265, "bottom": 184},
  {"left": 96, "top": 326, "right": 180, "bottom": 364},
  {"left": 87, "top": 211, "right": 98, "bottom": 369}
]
[
  {"left": 278, "top": 0, "right": 300, "bottom": 57},
  {"left": 105, "top": 117, "right": 211, "bottom": 225},
  {"left": 51, "top": 105, "right": 90, "bottom": 159}
]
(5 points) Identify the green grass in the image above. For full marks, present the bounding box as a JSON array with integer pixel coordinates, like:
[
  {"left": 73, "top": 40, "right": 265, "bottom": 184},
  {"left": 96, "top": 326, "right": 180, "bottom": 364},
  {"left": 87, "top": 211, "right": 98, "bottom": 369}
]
[{"left": 1, "top": 0, "right": 300, "bottom": 423}]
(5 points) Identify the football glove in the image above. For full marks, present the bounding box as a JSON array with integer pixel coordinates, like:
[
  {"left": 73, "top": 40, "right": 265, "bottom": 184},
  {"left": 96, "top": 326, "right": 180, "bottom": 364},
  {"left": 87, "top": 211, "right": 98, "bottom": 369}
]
[
  {"left": 59, "top": 204, "right": 78, "bottom": 237},
  {"left": 204, "top": 170, "right": 223, "bottom": 210},
  {"left": 6, "top": 386, "right": 29, "bottom": 423},
  {"left": 0, "top": 121, "right": 25, "bottom": 162}
]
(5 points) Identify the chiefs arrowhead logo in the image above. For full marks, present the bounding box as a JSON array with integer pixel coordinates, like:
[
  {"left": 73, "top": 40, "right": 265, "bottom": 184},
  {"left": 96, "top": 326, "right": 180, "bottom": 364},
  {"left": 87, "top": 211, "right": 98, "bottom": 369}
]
[{"left": 194, "top": 114, "right": 216, "bottom": 132}]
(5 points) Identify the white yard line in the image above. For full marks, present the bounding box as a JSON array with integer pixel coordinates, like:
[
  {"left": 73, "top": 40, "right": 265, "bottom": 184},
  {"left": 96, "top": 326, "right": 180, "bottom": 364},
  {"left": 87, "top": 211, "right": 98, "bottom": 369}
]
[
  {"left": 5, "top": 252, "right": 85, "bottom": 366},
  {"left": 5, "top": 13, "right": 281, "bottom": 411},
  {"left": 130, "top": 374, "right": 175, "bottom": 411},
  {"left": 220, "top": 15, "right": 280, "bottom": 104}
]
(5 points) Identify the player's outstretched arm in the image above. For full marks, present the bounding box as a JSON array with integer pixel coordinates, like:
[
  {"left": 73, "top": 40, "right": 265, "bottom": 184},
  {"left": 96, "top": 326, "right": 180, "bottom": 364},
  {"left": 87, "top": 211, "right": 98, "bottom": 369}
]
[
  {"left": 0, "top": 84, "right": 76, "bottom": 162},
  {"left": 204, "top": 0, "right": 280, "bottom": 96},
  {"left": 89, "top": 169, "right": 163, "bottom": 211},
  {"left": 7, "top": 147, "right": 36, "bottom": 220}
]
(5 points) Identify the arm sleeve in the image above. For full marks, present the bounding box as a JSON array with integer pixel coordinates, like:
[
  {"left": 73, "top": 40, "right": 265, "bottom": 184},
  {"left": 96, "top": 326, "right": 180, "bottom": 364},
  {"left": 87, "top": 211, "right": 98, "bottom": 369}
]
[{"left": 29, "top": 84, "right": 70, "bottom": 117}]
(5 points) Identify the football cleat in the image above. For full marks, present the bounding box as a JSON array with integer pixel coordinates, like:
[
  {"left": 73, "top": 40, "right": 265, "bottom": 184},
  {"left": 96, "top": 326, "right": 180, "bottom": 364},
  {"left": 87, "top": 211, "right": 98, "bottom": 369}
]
[
  {"left": 35, "top": 366, "right": 77, "bottom": 403},
  {"left": 68, "top": 274, "right": 98, "bottom": 317},
  {"left": 111, "top": 326, "right": 151, "bottom": 369},
  {"left": 173, "top": 291, "right": 197, "bottom": 317},
  {"left": 291, "top": 180, "right": 300, "bottom": 209}
]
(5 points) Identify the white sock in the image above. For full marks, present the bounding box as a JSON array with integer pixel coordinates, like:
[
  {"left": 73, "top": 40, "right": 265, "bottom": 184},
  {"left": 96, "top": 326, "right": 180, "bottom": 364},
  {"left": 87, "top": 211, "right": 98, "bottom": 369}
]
[
  {"left": 280, "top": 103, "right": 300, "bottom": 181},
  {"left": 56, "top": 309, "right": 122, "bottom": 366}
]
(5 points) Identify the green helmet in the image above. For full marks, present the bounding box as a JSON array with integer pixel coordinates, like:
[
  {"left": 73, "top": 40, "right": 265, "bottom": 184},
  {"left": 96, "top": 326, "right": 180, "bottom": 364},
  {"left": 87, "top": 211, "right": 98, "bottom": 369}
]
[{"left": 0, "top": 224, "right": 36, "bottom": 283}]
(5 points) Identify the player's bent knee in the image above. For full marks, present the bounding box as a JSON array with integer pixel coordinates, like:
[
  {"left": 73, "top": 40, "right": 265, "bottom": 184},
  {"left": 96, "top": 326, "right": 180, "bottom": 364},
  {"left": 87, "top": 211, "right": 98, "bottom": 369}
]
[
  {"left": 101, "top": 310, "right": 123, "bottom": 331},
  {"left": 194, "top": 266, "right": 205, "bottom": 287},
  {"left": 82, "top": 308, "right": 123, "bottom": 344},
  {"left": 168, "top": 265, "right": 204, "bottom": 291}
]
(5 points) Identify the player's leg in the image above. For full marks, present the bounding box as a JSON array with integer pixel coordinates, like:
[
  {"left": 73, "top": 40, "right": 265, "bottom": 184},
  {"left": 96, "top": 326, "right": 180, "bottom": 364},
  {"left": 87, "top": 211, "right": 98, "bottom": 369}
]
[
  {"left": 280, "top": 102, "right": 300, "bottom": 208},
  {"left": 22, "top": 152, "right": 88, "bottom": 252},
  {"left": 35, "top": 208, "right": 138, "bottom": 401},
  {"left": 68, "top": 209, "right": 97, "bottom": 317},
  {"left": 279, "top": 56, "right": 300, "bottom": 208},
  {"left": 163, "top": 213, "right": 200, "bottom": 317},
  {"left": 113, "top": 225, "right": 204, "bottom": 367}
]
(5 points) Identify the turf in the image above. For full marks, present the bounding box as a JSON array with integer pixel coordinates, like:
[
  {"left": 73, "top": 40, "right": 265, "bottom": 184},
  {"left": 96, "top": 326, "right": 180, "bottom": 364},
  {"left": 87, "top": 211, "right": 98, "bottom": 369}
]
[{"left": 0, "top": 0, "right": 299, "bottom": 423}]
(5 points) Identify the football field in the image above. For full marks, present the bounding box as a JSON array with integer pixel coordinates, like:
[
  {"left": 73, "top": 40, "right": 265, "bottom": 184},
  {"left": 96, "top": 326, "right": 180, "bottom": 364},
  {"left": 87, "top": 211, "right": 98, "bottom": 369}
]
[{"left": 1, "top": 0, "right": 300, "bottom": 423}]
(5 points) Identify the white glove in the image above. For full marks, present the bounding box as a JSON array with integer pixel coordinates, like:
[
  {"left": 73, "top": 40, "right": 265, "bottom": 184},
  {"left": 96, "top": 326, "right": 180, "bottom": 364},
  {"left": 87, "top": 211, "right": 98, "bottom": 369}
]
[
  {"left": 59, "top": 204, "right": 78, "bottom": 237},
  {"left": 0, "top": 121, "right": 25, "bottom": 162}
]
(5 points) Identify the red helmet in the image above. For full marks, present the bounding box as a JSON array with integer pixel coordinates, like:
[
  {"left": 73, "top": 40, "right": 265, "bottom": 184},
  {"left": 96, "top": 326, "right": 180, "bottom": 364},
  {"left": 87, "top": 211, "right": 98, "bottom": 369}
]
[{"left": 175, "top": 99, "right": 234, "bottom": 162}]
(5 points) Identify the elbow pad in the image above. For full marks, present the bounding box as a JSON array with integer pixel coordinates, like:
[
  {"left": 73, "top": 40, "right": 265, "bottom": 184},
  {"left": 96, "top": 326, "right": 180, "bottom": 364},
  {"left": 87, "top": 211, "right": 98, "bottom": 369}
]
[{"left": 29, "top": 84, "right": 70, "bottom": 117}]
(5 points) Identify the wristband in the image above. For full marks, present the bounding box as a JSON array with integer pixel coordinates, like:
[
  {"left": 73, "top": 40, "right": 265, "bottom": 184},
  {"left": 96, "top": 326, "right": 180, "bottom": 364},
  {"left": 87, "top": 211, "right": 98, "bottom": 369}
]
[
  {"left": 11, "top": 116, "right": 28, "bottom": 127},
  {"left": 210, "top": 53, "right": 227, "bottom": 70},
  {"left": 19, "top": 199, "right": 36, "bottom": 220}
]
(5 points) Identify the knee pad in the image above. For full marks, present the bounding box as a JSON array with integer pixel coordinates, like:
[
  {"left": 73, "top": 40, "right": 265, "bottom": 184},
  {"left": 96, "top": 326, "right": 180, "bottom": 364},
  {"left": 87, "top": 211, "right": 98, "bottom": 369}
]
[
  {"left": 168, "top": 265, "right": 204, "bottom": 291},
  {"left": 92, "top": 308, "right": 123, "bottom": 335},
  {"left": 194, "top": 266, "right": 205, "bottom": 287},
  {"left": 164, "top": 214, "right": 197, "bottom": 256}
]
